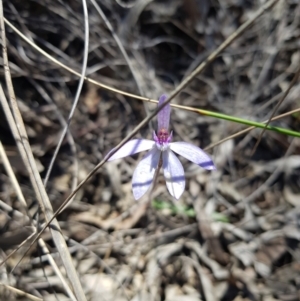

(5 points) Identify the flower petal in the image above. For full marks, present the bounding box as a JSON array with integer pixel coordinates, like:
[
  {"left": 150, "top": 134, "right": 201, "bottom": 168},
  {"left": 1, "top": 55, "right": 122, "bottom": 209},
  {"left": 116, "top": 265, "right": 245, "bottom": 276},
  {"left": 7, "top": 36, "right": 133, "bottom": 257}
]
[
  {"left": 170, "top": 142, "right": 216, "bottom": 170},
  {"left": 132, "top": 147, "right": 161, "bottom": 200},
  {"left": 107, "top": 139, "right": 155, "bottom": 161},
  {"left": 162, "top": 149, "right": 185, "bottom": 199},
  {"left": 157, "top": 94, "right": 171, "bottom": 131}
]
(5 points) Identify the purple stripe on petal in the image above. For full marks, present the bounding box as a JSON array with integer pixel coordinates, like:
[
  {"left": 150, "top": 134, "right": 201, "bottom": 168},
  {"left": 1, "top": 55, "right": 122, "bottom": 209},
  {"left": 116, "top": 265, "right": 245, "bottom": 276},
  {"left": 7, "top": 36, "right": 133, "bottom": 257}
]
[
  {"left": 162, "top": 149, "right": 185, "bottom": 199},
  {"left": 107, "top": 139, "right": 155, "bottom": 161},
  {"left": 157, "top": 94, "right": 171, "bottom": 131},
  {"left": 170, "top": 142, "right": 216, "bottom": 170},
  {"left": 132, "top": 147, "right": 161, "bottom": 200}
]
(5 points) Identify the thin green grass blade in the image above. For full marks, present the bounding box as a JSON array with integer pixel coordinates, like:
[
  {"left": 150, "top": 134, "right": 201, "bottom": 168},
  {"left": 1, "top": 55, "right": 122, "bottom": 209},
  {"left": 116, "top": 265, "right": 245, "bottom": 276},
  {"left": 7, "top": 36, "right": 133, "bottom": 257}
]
[{"left": 196, "top": 108, "right": 300, "bottom": 138}]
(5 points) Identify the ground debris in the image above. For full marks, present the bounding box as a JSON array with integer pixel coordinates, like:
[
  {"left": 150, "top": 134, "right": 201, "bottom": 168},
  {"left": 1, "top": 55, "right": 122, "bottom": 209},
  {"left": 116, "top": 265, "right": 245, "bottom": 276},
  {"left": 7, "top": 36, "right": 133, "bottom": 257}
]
[{"left": 0, "top": 0, "right": 299, "bottom": 300}]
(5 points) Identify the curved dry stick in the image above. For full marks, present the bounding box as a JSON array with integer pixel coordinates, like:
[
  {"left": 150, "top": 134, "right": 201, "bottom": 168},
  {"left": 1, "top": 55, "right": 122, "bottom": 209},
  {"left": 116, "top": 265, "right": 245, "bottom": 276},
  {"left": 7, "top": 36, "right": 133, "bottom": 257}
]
[
  {"left": 7, "top": 3, "right": 79, "bottom": 200},
  {"left": 0, "top": 4, "right": 86, "bottom": 299},
  {"left": 4, "top": 17, "right": 148, "bottom": 101},
  {"left": 3, "top": 0, "right": 280, "bottom": 110},
  {"left": 43, "top": 0, "right": 89, "bottom": 188}
]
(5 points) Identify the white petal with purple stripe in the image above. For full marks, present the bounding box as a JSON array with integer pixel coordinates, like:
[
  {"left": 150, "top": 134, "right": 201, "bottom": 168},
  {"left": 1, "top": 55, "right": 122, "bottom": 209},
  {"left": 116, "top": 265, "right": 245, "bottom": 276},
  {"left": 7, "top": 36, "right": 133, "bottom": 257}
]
[
  {"left": 132, "top": 147, "right": 161, "bottom": 200},
  {"left": 170, "top": 142, "right": 215, "bottom": 170},
  {"left": 107, "top": 139, "right": 155, "bottom": 161},
  {"left": 162, "top": 149, "right": 185, "bottom": 199}
]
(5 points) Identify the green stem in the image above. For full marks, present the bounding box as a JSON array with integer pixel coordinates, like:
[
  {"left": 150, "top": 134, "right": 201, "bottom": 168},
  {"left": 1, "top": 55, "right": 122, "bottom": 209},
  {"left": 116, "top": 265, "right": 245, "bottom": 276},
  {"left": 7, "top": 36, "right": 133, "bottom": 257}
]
[{"left": 197, "top": 108, "right": 300, "bottom": 138}]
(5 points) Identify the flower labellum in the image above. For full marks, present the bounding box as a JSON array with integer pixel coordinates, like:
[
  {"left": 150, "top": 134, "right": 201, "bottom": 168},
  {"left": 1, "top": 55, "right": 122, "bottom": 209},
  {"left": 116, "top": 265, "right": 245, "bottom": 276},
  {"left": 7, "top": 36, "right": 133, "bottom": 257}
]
[{"left": 108, "top": 94, "right": 216, "bottom": 200}]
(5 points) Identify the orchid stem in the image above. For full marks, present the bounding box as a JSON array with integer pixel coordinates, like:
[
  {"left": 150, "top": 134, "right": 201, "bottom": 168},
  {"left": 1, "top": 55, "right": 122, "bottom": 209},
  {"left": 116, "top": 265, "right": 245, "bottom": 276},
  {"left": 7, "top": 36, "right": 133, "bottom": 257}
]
[{"left": 196, "top": 108, "right": 300, "bottom": 138}]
